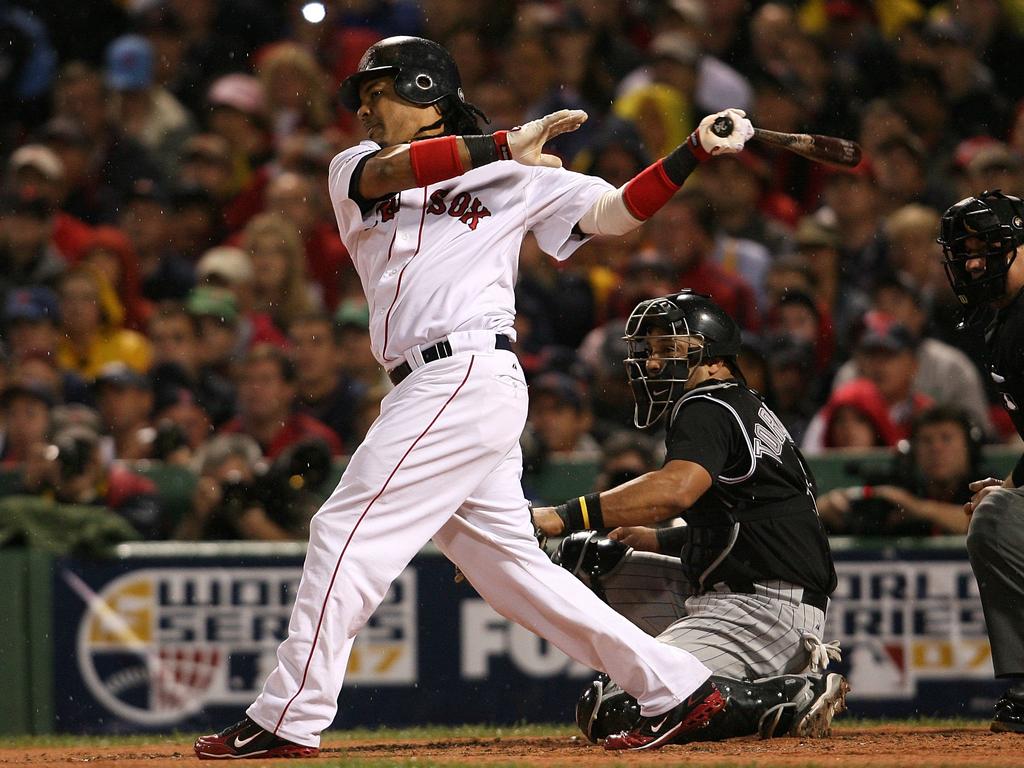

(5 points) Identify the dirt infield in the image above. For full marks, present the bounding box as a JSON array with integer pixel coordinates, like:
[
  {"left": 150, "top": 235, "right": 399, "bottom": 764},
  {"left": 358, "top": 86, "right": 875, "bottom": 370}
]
[{"left": 2, "top": 725, "right": 1022, "bottom": 767}]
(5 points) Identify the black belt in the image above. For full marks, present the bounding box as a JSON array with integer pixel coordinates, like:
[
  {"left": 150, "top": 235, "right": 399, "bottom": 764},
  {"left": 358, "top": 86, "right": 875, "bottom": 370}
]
[
  {"left": 716, "top": 582, "right": 828, "bottom": 613},
  {"left": 388, "top": 334, "right": 512, "bottom": 386}
]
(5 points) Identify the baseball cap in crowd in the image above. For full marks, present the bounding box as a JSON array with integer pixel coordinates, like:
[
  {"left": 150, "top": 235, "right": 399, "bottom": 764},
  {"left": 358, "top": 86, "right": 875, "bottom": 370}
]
[
  {"left": 105, "top": 35, "right": 154, "bottom": 91},
  {"left": 967, "top": 143, "right": 1024, "bottom": 176},
  {"left": 9, "top": 144, "right": 64, "bottom": 182},
  {"left": 530, "top": 371, "right": 588, "bottom": 412},
  {"left": 94, "top": 362, "right": 152, "bottom": 390},
  {"left": 207, "top": 74, "right": 267, "bottom": 117},
  {"left": 334, "top": 300, "right": 370, "bottom": 330},
  {"left": 0, "top": 381, "right": 56, "bottom": 409},
  {"left": 649, "top": 32, "right": 701, "bottom": 67},
  {"left": 186, "top": 287, "right": 240, "bottom": 324},
  {"left": 856, "top": 311, "right": 918, "bottom": 353},
  {"left": 794, "top": 216, "right": 840, "bottom": 250},
  {"left": 4, "top": 286, "right": 60, "bottom": 324},
  {"left": 766, "top": 334, "right": 816, "bottom": 370},
  {"left": 38, "top": 117, "right": 90, "bottom": 148},
  {"left": 196, "top": 247, "right": 254, "bottom": 287}
]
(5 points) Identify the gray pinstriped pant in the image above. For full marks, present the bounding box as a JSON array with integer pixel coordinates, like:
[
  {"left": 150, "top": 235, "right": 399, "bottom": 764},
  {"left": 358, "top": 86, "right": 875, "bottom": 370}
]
[
  {"left": 597, "top": 551, "right": 826, "bottom": 680},
  {"left": 966, "top": 487, "right": 1024, "bottom": 677}
]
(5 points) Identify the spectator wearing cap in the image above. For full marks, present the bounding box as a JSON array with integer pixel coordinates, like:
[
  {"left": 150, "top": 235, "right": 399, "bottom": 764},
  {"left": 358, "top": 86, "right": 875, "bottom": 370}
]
[
  {"left": 49, "top": 61, "right": 162, "bottom": 225},
  {"left": 4, "top": 286, "right": 61, "bottom": 360},
  {"left": 792, "top": 215, "right": 870, "bottom": 349},
  {"left": 218, "top": 343, "right": 343, "bottom": 460},
  {"left": 0, "top": 187, "right": 65, "bottom": 300},
  {"left": 194, "top": 246, "right": 288, "bottom": 349},
  {"left": 0, "top": 382, "right": 54, "bottom": 467},
  {"left": 262, "top": 171, "right": 352, "bottom": 311},
  {"left": 205, "top": 74, "right": 273, "bottom": 214},
  {"left": 178, "top": 134, "right": 234, "bottom": 204},
  {"left": 147, "top": 302, "right": 236, "bottom": 428},
  {"left": 37, "top": 116, "right": 116, "bottom": 227},
  {"left": 872, "top": 134, "right": 953, "bottom": 214},
  {"left": 77, "top": 226, "right": 152, "bottom": 332},
  {"left": 526, "top": 371, "right": 601, "bottom": 461},
  {"left": 94, "top": 363, "right": 155, "bottom": 461},
  {"left": 241, "top": 212, "right": 318, "bottom": 335},
  {"left": 832, "top": 281, "right": 995, "bottom": 440},
  {"left": 698, "top": 151, "right": 796, "bottom": 257},
  {"left": 6, "top": 144, "right": 93, "bottom": 262},
  {"left": 646, "top": 189, "right": 761, "bottom": 331},
  {"left": 185, "top": 287, "right": 246, "bottom": 380},
  {"left": 289, "top": 312, "right": 367, "bottom": 453},
  {"left": 333, "top": 300, "right": 385, "bottom": 394},
  {"left": 119, "top": 178, "right": 196, "bottom": 303},
  {"left": 105, "top": 34, "right": 195, "bottom": 181},
  {"left": 763, "top": 289, "right": 835, "bottom": 376},
  {"left": 819, "top": 159, "right": 891, "bottom": 294},
  {"left": 56, "top": 265, "right": 152, "bottom": 380},
  {"left": 805, "top": 311, "right": 934, "bottom": 453},
  {"left": 577, "top": 317, "right": 637, "bottom": 441},
  {"left": 764, "top": 334, "right": 821, "bottom": 446}
]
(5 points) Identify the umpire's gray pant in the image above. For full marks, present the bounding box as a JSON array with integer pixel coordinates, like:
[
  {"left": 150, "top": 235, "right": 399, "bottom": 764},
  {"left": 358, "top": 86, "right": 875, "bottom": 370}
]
[
  {"left": 597, "top": 551, "right": 826, "bottom": 680},
  {"left": 966, "top": 487, "right": 1024, "bottom": 677}
]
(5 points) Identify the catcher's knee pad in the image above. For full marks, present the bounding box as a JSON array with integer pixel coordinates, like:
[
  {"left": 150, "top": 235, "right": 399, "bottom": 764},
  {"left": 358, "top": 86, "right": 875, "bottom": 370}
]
[
  {"left": 575, "top": 673, "right": 641, "bottom": 743},
  {"left": 553, "top": 531, "right": 630, "bottom": 585}
]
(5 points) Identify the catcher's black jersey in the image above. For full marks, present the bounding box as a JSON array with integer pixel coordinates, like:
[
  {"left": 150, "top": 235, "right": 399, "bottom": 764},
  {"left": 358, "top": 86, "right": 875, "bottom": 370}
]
[
  {"left": 664, "top": 379, "right": 837, "bottom": 597},
  {"left": 984, "top": 291, "right": 1024, "bottom": 484}
]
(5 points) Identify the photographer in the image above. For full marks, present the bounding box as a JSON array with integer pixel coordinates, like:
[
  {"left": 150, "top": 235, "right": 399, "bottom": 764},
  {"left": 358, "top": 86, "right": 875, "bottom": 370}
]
[
  {"left": 18, "top": 423, "right": 165, "bottom": 539},
  {"left": 816, "top": 405, "right": 983, "bottom": 536},
  {"left": 174, "top": 435, "right": 331, "bottom": 541}
]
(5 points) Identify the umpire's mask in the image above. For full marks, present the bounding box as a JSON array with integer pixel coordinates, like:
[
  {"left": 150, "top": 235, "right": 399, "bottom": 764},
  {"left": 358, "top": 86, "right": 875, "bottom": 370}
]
[{"left": 623, "top": 290, "right": 741, "bottom": 428}]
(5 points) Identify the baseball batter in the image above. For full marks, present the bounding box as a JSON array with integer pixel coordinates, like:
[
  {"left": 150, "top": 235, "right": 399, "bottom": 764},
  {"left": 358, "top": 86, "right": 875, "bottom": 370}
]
[
  {"left": 194, "top": 36, "right": 756, "bottom": 758},
  {"left": 939, "top": 191, "right": 1024, "bottom": 732},
  {"left": 533, "top": 291, "right": 848, "bottom": 746}
]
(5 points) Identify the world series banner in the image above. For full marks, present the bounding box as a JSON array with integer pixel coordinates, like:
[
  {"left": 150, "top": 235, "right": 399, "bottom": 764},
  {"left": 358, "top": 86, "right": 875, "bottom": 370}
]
[{"left": 50, "top": 546, "right": 1004, "bottom": 733}]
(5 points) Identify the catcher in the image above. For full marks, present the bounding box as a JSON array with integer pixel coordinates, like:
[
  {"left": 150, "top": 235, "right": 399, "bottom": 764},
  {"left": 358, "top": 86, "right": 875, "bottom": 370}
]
[{"left": 533, "top": 290, "right": 849, "bottom": 746}]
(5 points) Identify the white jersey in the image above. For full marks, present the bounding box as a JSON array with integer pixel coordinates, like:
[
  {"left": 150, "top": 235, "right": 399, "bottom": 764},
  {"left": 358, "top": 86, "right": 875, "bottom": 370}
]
[{"left": 328, "top": 141, "right": 613, "bottom": 368}]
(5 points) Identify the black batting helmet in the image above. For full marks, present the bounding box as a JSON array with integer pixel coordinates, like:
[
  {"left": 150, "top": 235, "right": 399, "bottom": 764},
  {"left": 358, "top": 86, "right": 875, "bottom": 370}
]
[
  {"left": 623, "top": 290, "right": 742, "bottom": 428},
  {"left": 338, "top": 36, "right": 464, "bottom": 112},
  {"left": 938, "top": 189, "right": 1024, "bottom": 308}
]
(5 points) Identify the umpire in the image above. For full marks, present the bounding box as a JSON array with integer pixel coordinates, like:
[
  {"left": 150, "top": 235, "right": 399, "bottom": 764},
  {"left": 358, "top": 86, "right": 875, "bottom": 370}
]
[
  {"left": 533, "top": 290, "right": 846, "bottom": 745},
  {"left": 939, "top": 190, "right": 1024, "bottom": 732}
]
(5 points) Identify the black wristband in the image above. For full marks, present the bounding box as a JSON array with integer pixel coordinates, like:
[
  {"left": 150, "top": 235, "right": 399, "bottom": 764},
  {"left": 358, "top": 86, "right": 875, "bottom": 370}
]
[
  {"left": 662, "top": 143, "right": 700, "bottom": 185},
  {"left": 556, "top": 493, "right": 604, "bottom": 532},
  {"left": 464, "top": 135, "right": 499, "bottom": 168},
  {"left": 655, "top": 525, "right": 688, "bottom": 556}
]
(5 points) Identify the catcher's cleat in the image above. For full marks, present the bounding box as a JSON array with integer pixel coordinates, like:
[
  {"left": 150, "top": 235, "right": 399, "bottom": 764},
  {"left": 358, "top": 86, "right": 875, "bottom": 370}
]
[
  {"left": 194, "top": 716, "right": 319, "bottom": 759},
  {"left": 603, "top": 679, "right": 726, "bottom": 751},
  {"left": 991, "top": 691, "right": 1024, "bottom": 733},
  {"left": 784, "top": 672, "right": 850, "bottom": 739}
]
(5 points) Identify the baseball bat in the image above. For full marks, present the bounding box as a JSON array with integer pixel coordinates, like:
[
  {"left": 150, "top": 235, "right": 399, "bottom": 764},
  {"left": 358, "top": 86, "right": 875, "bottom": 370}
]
[{"left": 710, "top": 115, "right": 862, "bottom": 169}]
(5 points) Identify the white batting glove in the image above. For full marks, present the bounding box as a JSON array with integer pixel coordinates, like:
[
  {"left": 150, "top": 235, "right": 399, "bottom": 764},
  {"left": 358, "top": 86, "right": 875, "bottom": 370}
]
[
  {"left": 694, "top": 108, "right": 754, "bottom": 157},
  {"left": 505, "top": 109, "right": 588, "bottom": 168}
]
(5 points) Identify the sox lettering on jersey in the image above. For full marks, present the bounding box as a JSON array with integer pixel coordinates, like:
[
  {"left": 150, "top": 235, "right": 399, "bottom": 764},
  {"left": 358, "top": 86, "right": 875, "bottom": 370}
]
[{"left": 376, "top": 190, "right": 493, "bottom": 231}]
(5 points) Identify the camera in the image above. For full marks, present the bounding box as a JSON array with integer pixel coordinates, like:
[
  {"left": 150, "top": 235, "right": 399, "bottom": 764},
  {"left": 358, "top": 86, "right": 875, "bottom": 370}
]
[
  {"left": 839, "top": 459, "right": 904, "bottom": 535},
  {"left": 52, "top": 430, "right": 98, "bottom": 482},
  {"left": 218, "top": 439, "right": 333, "bottom": 527}
]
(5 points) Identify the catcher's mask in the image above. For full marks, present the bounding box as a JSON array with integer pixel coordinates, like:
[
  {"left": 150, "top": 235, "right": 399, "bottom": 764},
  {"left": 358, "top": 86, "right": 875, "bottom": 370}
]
[
  {"left": 938, "top": 189, "right": 1024, "bottom": 309},
  {"left": 624, "top": 290, "right": 741, "bottom": 428}
]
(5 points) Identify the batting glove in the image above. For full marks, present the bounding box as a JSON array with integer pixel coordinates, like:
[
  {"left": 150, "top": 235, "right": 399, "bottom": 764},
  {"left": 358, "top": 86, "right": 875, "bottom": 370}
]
[
  {"left": 505, "top": 109, "right": 588, "bottom": 168},
  {"left": 694, "top": 108, "right": 754, "bottom": 157}
]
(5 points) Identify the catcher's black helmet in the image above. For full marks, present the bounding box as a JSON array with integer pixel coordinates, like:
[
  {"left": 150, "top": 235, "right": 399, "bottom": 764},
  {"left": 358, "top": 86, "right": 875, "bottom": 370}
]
[
  {"left": 623, "top": 290, "right": 741, "bottom": 428},
  {"left": 338, "top": 36, "right": 463, "bottom": 112},
  {"left": 938, "top": 189, "right": 1024, "bottom": 308}
]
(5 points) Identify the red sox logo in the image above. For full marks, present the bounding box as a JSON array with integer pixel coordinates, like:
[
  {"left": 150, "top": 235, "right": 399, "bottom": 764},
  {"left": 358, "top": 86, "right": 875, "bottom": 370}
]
[{"left": 377, "top": 190, "right": 492, "bottom": 231}]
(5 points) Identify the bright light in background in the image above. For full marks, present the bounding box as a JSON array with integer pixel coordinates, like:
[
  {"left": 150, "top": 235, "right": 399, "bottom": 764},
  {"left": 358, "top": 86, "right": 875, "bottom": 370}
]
[{"left": 302, "top": 2, "right": 326, "bottom": 23}]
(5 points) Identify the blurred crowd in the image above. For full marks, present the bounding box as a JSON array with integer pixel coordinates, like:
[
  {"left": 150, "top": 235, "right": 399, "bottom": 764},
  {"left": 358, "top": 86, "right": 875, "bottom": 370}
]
[{"left": 1, "top": 0, "right": 1022, "bottom": 543}]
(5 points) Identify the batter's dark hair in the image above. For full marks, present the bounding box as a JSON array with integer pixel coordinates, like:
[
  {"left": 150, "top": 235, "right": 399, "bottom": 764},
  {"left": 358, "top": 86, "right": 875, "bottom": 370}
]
[{"left": 438, "top": 94, "right": 490, "bottom": 136}]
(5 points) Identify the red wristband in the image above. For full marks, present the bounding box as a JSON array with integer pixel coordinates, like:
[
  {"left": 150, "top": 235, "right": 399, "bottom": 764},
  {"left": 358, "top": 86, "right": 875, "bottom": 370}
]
[
  {"left": 493, "top": 130, "right": 513, "bottom": 160},
  {"left": 408, "top": 136, "right": 464, "bottom": 187},
  {"left": 686, "top": 130, "right": 710, "bottom": 162},
  {"left": 622, "top": 159, "right": 682, "bottom": 221}
]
